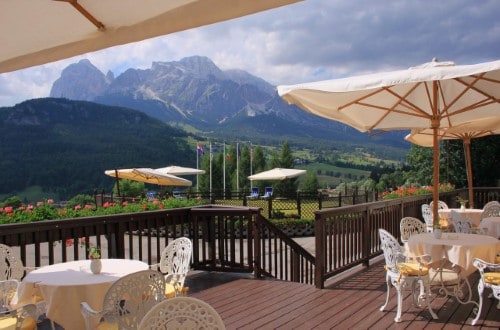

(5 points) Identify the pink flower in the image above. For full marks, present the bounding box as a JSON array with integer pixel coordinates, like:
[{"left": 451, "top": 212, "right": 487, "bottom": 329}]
[
  {"left": 27, "top": 204, "right": 34, "bottom": 210},
  {"left": 66, "top": 239, "right": 74, "bottom": 247},
  {"left": 37, "top": 201, "right": 43, "bottom": 207},
  {"left": 4, "top": 207, "right": 13, "bottom": 214},
  {"left": 103, "top": 202, "right": 110, "bottom": 208},
  {"left": 18, "top": 206, "right": 25, "bottom": 211},
  {"left": 74, "top": 205, "right": 81, "bottom": 210},
  {"left": 47, "top": 199, "right": 54, "bottom": 204},
  {"left": 122, "top": 201, "right": 128, "bottom": 207},
  {"left": 84, "top": 205, "right": 92, "bottom": 209}
]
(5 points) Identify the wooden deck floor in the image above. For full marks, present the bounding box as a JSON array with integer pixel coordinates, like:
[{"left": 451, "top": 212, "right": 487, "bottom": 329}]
[{"left": 190, "top": 259, "right": 500, "bottom": 329}]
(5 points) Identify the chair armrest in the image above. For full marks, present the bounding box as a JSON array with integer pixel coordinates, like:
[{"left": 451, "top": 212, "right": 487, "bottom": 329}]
[
  {"left": 407, "top": 254, "right": 432, "bottom": 265},
  {"left": 80, "top": 302, "right": 108, "bottom": 330},
  {"left": 149, "top": 263, "right": 160, "bottom": 271}
]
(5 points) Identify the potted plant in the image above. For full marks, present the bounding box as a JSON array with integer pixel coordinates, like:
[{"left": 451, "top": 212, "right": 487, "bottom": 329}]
[
  {"left": 88, "top": 245, "right": 102, "bottom": 274},
  {"left": 456, "top": 196, "right": 468, "bottom": 210}
]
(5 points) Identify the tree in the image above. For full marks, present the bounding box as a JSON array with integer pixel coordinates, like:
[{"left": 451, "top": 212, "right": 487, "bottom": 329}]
[
  {"left": 301, "top": 171, "right": 319, "bottom": 194},
  {"left": 114, "top": 179, "right": 145, "bottom": 198},
  {"left": 272, "top": 141, "right": 298, "bottom": 197}
]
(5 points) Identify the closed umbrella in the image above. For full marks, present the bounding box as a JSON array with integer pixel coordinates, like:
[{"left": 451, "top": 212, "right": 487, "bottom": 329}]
[
  {"left": 0, "top": 0, "right": 301, "bottom": 73},
  {"left": 405, "top": 117, "right": 500, "bottom": 208},
  {"left": 278, "top": 58, "right": 500, "bottom": 226}
]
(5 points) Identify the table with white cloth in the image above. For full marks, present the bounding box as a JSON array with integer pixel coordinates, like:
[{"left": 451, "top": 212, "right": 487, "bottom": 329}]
[
  {"left": 438, "top": 208, "right": 484, "bottom": 227},
  {"left": 479, "top": 217, "right": 500, "bottom": 238},
  {"left": 407, "top": 233, "right": 499, "bottom": 305},
  {"left": 14, "top": 259, "right": 148, "bottom": 330}
]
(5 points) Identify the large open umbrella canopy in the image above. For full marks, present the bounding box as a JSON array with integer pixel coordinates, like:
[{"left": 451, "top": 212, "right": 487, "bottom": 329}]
[
  {"left": 278, "top": 59, "right": 500, "bottom": 226},
  {"left": 0, "top": 0, "right": 301, "bottom": 73},
  {"left": 105, "top": 168, "right": 192, "bottom": 186},
  {"left": 248, "top": 168, "right": 306, "bottom": 181},
  {"left": 154, "top": 165, "right": 205, "bottom": 176},
  {"left": 405, "top": 117, "right": 500, "bottom": 208}
]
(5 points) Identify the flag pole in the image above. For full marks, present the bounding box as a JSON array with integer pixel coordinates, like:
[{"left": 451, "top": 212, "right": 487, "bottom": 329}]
[
  {"left": 209, "top": 141, "right": 212, "bottom": 195},
  {"left": 223, "top": 142, "right": 226, "bottom": 198},
  {"left": 236, "top": 142, "right": 239, "bottom": 193},
  {"left": 196, "top": 144, "right": 199, "bottom": 192},
  {"left": 250, "top": 142, "right": 253, "bottom": 189}
]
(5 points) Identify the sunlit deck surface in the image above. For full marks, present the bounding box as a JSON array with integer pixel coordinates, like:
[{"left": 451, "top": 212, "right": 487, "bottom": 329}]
[{"left": 188, "top": 258, "right": 500, "bottom": 329}]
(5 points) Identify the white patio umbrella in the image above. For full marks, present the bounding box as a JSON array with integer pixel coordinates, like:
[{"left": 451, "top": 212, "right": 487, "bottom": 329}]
[
  {"left": 405, "top": 117, "right": 500, "bottom": 208},
  {"left": 278, "top": 58, "right": 500, "bottom": 226},
  {"left": 0, "top": 0, "right": 301, "bottom": 73},
  {"left": 248, "top": 168, "right": 306, "bottom": 181},
  {"left": 154, "top": 165, "right": 206, "bottom": 176},
  {"left": 105, "top": 168, "right": 192, "bottom": 186}
]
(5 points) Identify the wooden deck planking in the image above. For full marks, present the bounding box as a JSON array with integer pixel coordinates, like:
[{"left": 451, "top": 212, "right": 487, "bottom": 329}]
[{"left": 191, "top": 260, "right": 500, "bottom": 329}]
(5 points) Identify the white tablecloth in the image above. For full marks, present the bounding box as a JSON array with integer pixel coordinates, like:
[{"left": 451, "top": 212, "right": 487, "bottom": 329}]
[
  {"left": 479, "top": 217, "right": 500, "bottom": 238},
  {"left": 407, "top": 233, "right": 499, "bottom": 276},
  {"left": 14, "top": 259, "right": 148, "bottom": 330},
  {"left": 438, "top": 208, "right": 484, "bottom": 227}
]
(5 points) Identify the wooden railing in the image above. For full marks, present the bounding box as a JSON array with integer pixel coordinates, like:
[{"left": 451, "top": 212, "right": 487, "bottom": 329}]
[{"left": 1, "top": 188, "right": 498, "bottom": 289}]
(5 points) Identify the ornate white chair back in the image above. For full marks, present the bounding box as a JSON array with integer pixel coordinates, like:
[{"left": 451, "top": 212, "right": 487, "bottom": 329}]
[
  {"left": 400, "top": 217, "right": 426, "bottom": 243},
  {"left": 429, "top": 200, "right": 448, "bottom": 210},
  {"left": 481, "top": 202, "right": 500, "bottom": 220},
  {"left": 138, "top": 296, "right": 225, "bottom": 330},
  {"left": 421, "top": 204, "right": 434, "bottom": 232},
  {"left": 471, "top": 258, "right": 500, "bottom": 325},
  {"left": 450, "top": 211, "right": 473, "bottom": 233},
  {"left": 159, "top": 237, "right": 192, "bottom": 289},
  {"left": 0, "top": 244, "right": 25, "bottom": 281}
]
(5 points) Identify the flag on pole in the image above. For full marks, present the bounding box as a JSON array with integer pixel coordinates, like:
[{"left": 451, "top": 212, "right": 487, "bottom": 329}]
[{"left": 197, "top": 144, "right": 204, "bottom": 155}]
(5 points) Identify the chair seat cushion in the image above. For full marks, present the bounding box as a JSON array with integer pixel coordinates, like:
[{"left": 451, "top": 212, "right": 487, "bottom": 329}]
[
  {"left": 397, "top": 262, "right": 429, "bottom": 276},
  {"left": 0, "top": 316, "right": 36, "bottom": 330},
  {"left": 484, "top": 272, "right": 500, "bottom": 285}
]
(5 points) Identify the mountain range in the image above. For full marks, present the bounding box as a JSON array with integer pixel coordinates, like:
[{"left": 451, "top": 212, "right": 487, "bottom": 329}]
[{"left": 50, "top": 56, "right": 410, "bottom": 154}]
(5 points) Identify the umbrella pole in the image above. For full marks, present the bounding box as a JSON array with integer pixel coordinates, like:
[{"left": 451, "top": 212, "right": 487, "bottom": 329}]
[
  {"left": 114, "top": 169, "right": 121, "bottom": 198},
  {"left": 463, "top": 138, "right": 474, "bottom": 208},
  {"left": 431, "top": 82, "right": 440, "bottom": 228}
]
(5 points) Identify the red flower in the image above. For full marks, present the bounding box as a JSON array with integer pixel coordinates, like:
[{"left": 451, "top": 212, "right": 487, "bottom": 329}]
[{"left": 4, "top": 207, "right": 13, "bottom": 214}]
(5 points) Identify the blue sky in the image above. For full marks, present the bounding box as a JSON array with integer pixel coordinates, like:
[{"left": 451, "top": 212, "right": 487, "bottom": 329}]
[{"left": 1, "top": 0, "right": 499, "bottom": 107}]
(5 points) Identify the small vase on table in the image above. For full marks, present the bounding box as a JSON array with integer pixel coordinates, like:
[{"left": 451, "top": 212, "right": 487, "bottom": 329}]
[{"left": 90, "top": 258, "right": 102, "bottom": 274}]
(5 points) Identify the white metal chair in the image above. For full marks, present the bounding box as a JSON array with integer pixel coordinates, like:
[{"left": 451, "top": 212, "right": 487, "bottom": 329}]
[
  {"left": 0, "top": 244, "right": 46, "bottom": 321},
  {"left": 0, "top": 279, "right": 37, "bottom": 330},
  {"left": 471, "top": 258, "right": 500, "bottom": 325},
  {"left": 138, "top": 296, "right": 225, "bottom": 330},
  {"left": 450, "top": 211, "right": 473, "bottom": 233},
  {"left": 429, "top": 200, "right": 449, "bottom": 210},
  {"left": 400, "top": 217, "right": 426, "bottom": 243},
  {"left": 421, "top": 204, "right": 434, "bottom": 232},
  {"left": 150, "top": 237, "right": 192, "bottom": 298},
  {"left": 481, "top": 201, "right": 500, "bottom": 220},
  {"left": 80, "top": 269, "right": 166, "bottom": 330},
  {"left": 378, "top": 229, "right": 437, "bottom": 322},
  {"left": 0, "top": 244, "right": 26, "bottom": 281}
]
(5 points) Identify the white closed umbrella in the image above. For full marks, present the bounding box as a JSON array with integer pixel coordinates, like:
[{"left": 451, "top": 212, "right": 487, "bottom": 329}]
[{"left": 278, "top": 58, "right": 500, "bottom": 226}]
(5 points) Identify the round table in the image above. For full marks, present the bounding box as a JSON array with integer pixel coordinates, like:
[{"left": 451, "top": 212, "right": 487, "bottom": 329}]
[
  {"left": 479, "top": 217, "right": 500, "bottom": 238},
  {"left": 15, "top": 259, "right": 148, "bottom": 330}
]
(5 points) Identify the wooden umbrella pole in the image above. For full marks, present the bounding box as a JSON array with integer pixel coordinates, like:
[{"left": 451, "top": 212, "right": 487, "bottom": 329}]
[{"left": 463, "top": 138, "right": 474, "bottom": 208}]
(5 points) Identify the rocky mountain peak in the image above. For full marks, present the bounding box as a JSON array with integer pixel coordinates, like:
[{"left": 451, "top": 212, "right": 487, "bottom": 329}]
[{"left": 50, "top": 59, "right": 109, "bottom": 101}]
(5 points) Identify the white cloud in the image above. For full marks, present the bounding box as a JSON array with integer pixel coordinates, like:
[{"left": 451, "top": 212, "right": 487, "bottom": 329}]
[{"left": 1, "top": 0, "right": 499, "bottom": 107}]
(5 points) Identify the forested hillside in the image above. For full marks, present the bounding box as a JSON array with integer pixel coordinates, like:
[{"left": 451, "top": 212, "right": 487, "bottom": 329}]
[{"left": 0, "top": 98, "right": 195, "bottom": 200}]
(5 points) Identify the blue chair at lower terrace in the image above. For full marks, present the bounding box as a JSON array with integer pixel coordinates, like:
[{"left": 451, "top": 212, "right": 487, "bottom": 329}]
[
  {"left": 263, "top": 187, "right": 273, "bottom": 198},
  {"left": 248, "top": 187, "right": 259, "bottom": 199}
]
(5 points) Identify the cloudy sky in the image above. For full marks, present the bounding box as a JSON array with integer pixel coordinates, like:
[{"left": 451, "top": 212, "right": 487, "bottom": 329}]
[{"left": 1, "top": 0, "right": 499, "bottom": 107}]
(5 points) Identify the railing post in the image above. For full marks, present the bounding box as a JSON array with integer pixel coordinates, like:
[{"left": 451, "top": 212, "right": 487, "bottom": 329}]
[
  {"left": 268, "top": 197, "right": 273, "bottom": 219},
  {"left": 252, "top": 214, "right": 262, "bottom": 279},
  {"left": 314, "top": 214, "right": 325, "bottom": 289},
  {"left": 338, "top": 192, "right": 342, "bottom": 207},
  {"left": 362, "top": 206, "right": 370, "bottom": 267},
  {"left": 318, "top": 192, "right": 322, "bottom": 210}
]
